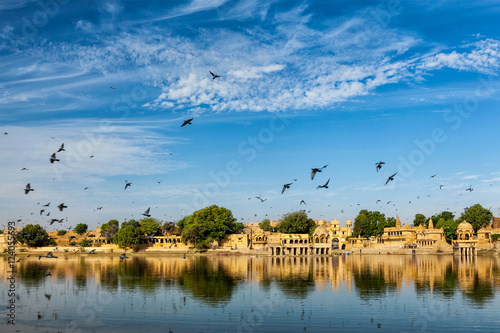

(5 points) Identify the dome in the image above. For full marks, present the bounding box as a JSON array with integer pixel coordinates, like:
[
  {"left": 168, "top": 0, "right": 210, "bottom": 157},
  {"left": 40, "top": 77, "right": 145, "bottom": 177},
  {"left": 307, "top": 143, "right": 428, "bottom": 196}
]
[
  {"left": 313, "top": 225, "right": 328, "bottom": 236},
  {"left": 458, "top": 220, "right": 473, "bottom": 231}
]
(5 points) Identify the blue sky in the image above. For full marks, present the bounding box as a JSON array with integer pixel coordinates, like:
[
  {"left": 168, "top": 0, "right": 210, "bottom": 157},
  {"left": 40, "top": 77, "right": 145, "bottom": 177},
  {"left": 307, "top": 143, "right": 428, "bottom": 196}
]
[{"left": 1, "top": 0, "right": 500, "bottom": 231}]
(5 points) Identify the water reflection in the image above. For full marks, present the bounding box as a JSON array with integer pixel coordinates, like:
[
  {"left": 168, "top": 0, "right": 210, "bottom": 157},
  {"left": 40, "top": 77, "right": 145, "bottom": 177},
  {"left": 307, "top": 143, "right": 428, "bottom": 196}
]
[{"left": 2, "top": 254, "right": 500, "bottom": 308}]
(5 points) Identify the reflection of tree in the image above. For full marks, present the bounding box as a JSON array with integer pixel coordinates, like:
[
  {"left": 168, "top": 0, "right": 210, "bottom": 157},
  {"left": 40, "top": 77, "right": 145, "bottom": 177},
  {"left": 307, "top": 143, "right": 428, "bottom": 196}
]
[
  {"left": 274, "top": 273, "right": 315, "bottom": 299},
  {"left": 462, "top": 272, "right": 495, "bottom": 307},
  {"left": 178, "top": 257, "right": 238, "bottom": 306},
  {"left": 434, "top": 264, "right": 458, "bottom": 298},
  {"left": 353, "top": 267, "right": 396, "bottom": 300},
  {"left": 18, "top": 261, "right": 55, "bottom": 287},
  {"left": 116, "top": 257, "right": 162, "bottom": 292}
]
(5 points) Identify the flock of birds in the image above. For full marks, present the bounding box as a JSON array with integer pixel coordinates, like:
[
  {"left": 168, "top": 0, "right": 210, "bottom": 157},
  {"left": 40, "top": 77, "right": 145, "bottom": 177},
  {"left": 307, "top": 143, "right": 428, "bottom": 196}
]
[{"left": 6, "top": 69, "right": 490, "bottom": 263}]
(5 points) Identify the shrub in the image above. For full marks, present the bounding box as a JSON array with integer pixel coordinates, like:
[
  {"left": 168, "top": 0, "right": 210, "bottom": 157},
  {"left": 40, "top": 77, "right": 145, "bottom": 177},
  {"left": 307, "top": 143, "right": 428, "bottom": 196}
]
[
  {"left": 80, "top": 239, "right": 90, "bottom": 247},
  {"left": 491, "top": 234, "right": 500, "bottom": 242},
  {"left": 57, "top": 230, "right": 67, "bottom": 236},
  {"left": 69, "top": 242, "right": 76, "bottom": 246},
  {"left": 49, "top": 239, "right": 57, "bottom": 246}
]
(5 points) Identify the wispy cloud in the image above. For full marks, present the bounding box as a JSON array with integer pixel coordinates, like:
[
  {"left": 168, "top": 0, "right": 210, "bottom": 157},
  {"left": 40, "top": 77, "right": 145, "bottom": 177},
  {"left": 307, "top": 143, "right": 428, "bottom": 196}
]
[{"left": 462, "top": 175, "right": 481, "bottom": 180}]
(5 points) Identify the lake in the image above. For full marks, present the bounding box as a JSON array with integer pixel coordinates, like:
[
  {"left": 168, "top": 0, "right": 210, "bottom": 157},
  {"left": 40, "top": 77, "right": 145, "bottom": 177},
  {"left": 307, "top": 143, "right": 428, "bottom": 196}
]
[{"left": 1, "top": 254, "right": 500, "bottom": 332}]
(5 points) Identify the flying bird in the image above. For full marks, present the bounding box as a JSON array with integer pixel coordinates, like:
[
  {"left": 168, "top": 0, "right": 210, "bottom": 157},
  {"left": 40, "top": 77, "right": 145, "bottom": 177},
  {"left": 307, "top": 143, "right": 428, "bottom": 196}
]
[
  {"left": 58, "top": 203, "right": 67, "bottom": 211},
  {"left": 90, "top": 155, "right": 94, "bottom": 158},
  {"left": 40, "top": 209, "right": 45, "bottom": 215},
  {"left": 281, "top": 183, "right": 292, "bottom": 194},
  {"left": 209, "top": 71, "right": 220, "bottom": 79},
  {"left": 317, "top": 178, "right": 330, "bottom": 189},
  {"left": 49, "top": 219, "right": 63, "bottom": 225},
  {"left": 50, "top": 153, "right": 59, "bottom": 163},
  {"left": 89, "top": 249, "right": 96, "bottom": 254},
  {"left": 110, "top": 86, "right": 116, "bottom": 90},
  {"left": 181, "top": 118, "right": 193, "bottom": 127},
  {"left": 57, "top": 143, "right": 65, "bottom": 152},
  {"left": 21, "top": 168, "right": 28, "bottom": 171},
  {"left": 440, "top": 185, "right": 444, "bottom": 189},
  {"left": 376, "top": 200, "right": 381, "bottom": 204},
  {"left": 311, "top": 165, "right": 328, "bottom": 180},
  {"left": 84, "top": 187, "right": 88, "bottom": 190},
  {"left": 24, "top": 183, "right": 34, "bottom": 194},
  {"left": 384, "top": 172, "right": 397, "bottom": 185},
  {"left": 430, "top": 174, "right": 436, "bottom": 178},
  {"left": 142, "top": 207, "right": 151, "bottom": 217},
  {"left": 124, "top": 180, "right": 132, "bottom": 190},
  {"left": 119, "top": 254, "right": 129, "bottom": 262},
  {"left": 375, "top": 161, "right": 385, "bottom": 172},
  {"left": 300, "top": 200, "right": 306, "bottom": 205},
  {"left": 466, "top": 186, "right": 473, "bottom": 192}
]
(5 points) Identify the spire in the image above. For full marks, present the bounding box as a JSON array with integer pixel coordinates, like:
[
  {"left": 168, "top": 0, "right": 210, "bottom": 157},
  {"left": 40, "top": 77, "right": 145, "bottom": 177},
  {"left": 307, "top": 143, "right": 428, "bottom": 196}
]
[
  {"left": 428, "top": 218, "right": 434, "bottom": 229},
  {"left": 396, "top": 216, "right": 401, "bottom": 228}
]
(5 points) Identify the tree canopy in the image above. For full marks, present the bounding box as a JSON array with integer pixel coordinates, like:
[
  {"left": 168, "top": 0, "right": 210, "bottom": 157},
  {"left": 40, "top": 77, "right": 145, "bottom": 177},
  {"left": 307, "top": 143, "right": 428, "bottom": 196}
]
[
  {"left": 178, "top": 205, "right": 242, "bottom": 249},
  {"left": 113, "top": 219, "right": 142, "bottom": 248},
  {"left": 459, "top": 204, "right": 493, "bottom": 233},
  {"left": 277, "top": 211, "right": 316, "bottom": 234},
  {"left": 74, "top": 223, "right": 88, "bottom": 235},
  {"left": 435, "top": 218, "right": 460, "bottom": 243},
  {"left": 16, "top": 224, "right": 49, "bottom": 247},
  {"left": 353, "top": 210, "right": 389, "bottom": 238},
  {"left": 100, "top": 219, "right": 119, "bottom": 240},
  {"left": 259, "top": 219, "right": 273, "bottom": 232},
  {"left": 413, "top": 214, "right": 427, "bottom": 227}
]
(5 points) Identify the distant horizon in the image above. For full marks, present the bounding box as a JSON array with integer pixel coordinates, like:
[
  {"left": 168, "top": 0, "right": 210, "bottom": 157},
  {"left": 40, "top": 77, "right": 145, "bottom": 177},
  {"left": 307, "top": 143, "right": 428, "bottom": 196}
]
[{"left": 1, "top": 0, "right": 499, "bottom": 232}]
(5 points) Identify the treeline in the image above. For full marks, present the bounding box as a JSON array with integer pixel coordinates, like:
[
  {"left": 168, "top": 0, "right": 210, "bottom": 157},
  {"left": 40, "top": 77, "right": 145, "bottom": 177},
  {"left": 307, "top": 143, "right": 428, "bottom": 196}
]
[{"left": 352, "top": 203, "right": 494, "bottom": 243}]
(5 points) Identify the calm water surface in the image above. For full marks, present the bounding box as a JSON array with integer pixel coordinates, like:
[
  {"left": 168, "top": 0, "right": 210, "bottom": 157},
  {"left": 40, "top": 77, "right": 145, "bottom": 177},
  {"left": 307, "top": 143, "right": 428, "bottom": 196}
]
[{"left": 1, "top": 254, "right": 500, "bottom": 333}]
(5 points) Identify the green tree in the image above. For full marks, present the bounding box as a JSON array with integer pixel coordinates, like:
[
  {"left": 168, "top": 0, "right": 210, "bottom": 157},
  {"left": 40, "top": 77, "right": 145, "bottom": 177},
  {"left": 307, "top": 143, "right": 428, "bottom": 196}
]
[
  {"left": 178, "top": 205, "right": 242, "bottom": 249},
  {"left": 428, "top": 211, "right": 455, "bottom": 227},
  {"left": 413, "top": 214, "right": 427, "bottom": 227},
  {"left": 113, "top": 219, "right": 142, "bottom": 248},
  {"left": 277, "top": 211, "right": 316, "bottom": 234},
  {"left": 435, "top": 218, "right": 460, "bottom": 243},
  {"left": 100, "top": 219, "right": 119, "bottom": 241},
  {"left": 459, "top": 204, "right": 493, "bottom": 233},
  {"left": 74, "top": 223, "right": 88, "bottom": 235},
  {"left": 16, "top": 224, "right": 49, "bottom": 247},
  {"left": 259, "top": 219, "right": 273, "bottom": 232},
  {"left": 57, "top": 230, "right": 67, "bottom": 236},
  {"left": 353, "top": 210, "right": 387, "bottom": 238},
  {"left": 491, "top": 234, "right": 500, "bottom": 242},
  {"left": 161, "top": 221, "right": 178, "bottom": 235},
  {"left": 139, "top": 217, "right": 161, "bottom": 236}
]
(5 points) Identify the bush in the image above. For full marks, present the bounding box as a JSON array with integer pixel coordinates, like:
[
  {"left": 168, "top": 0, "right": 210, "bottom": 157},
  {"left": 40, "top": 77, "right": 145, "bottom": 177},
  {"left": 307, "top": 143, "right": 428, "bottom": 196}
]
[
  {"left": 49, "top": 239, "right": 57, "bottom": 246},
  {"left": 69, "top": 242, "right": 76, "bottom": 246},
  {"left": 491, "top": 234, "right": 500, "bottom": 242},
  {"left": 57, "top": 230, "right": 67, "bottom": 236},
  {"left": 80, "top": 239, "right": 90, "bottom": 247}
]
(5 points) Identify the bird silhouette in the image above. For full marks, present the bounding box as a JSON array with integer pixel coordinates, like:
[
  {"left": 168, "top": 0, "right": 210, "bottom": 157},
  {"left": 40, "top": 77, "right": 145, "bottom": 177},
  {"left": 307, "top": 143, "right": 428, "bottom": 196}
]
[
  {"left": 440, "top": 185, "right": 443, "bottom": 189},
  {"left": 110, "top": 86, "right": 116, "bottom": 89},
  {"left": 209, "top": 71, "right": 220, "bottom": 79},
  {"left": 124, "top": 180, "right": 132, "bottom": 190},
  {"left": 45, "top": 272, "right": 52, "bottom": 277},
  {"left": 90, "top": 155, "right": 94, "bottom": 158},
  {"left": 39, "top": 252, "right": 57, "bottom": 260},
  {"left": 317, "top": 178, "right": 330, "bottom": 189},
  {"left": 49, "top": 219, "right": 63, "bottom": 225},
  {"left": 57, "top": 143, "right": 65, "bottom": 152},
  {"left": 143, "top": 207, "right": 151, "bottom": 217},
  {"left": 21, "top": 168, "right": 28, "bottom": 171},
  {"left": 58, "top": 203, "right": 67, "bottom": 211},
  {"left": 119, "top": 254, "right": 129, "bottom": 262},
  {"left": 300, "top": 200, "right": 306, "bottom": 205},
  {"left": 466, "top": 186, "right": 473, "bottom": 192},
  {"left": 24, "top": 183, "right": 34, "bottom": 194},
  {"left": 282, "top": 183, "right": 292, "bottom": 194},
  {"left": 311, "top": 165, "right": 328, "bottom": 180},
  {"left": 181, "top": 118, "right": 193, "bottom": 127},
  {"left": 84, "top": 187, "right": 89, "bottom": 190},
  {"left": 40, "top": 209, "right": 45, "bottom": 215},
  {"left": 430, "top": 174, "right": 436, "bottom": 178},
  {"left": 384, "top": 172, "right": 397, "bottom": 185},
  {"left": 50, "top": 153, "right": 59, "bottom": 163},
  {"left": 89, "top": 249, "right": 96, "bottom": 254},
  {"left": 376, "top": 200, "right": 381, "bottom": 204},
  {"left": 375, "top": 161, "right": 385, "bottom": 172}
]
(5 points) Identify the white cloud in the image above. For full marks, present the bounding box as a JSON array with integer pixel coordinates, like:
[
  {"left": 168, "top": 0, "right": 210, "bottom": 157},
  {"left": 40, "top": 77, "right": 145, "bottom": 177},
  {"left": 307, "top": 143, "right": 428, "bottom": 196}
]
[{"left": 462, "top": 175, "right": 481, "bottom": 180}]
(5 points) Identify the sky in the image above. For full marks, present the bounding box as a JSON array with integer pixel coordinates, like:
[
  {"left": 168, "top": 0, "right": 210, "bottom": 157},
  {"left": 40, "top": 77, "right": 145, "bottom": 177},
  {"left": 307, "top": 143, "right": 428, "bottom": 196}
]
[{"left": 1, "top": 0, "right": 500, "bottom": 231}]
